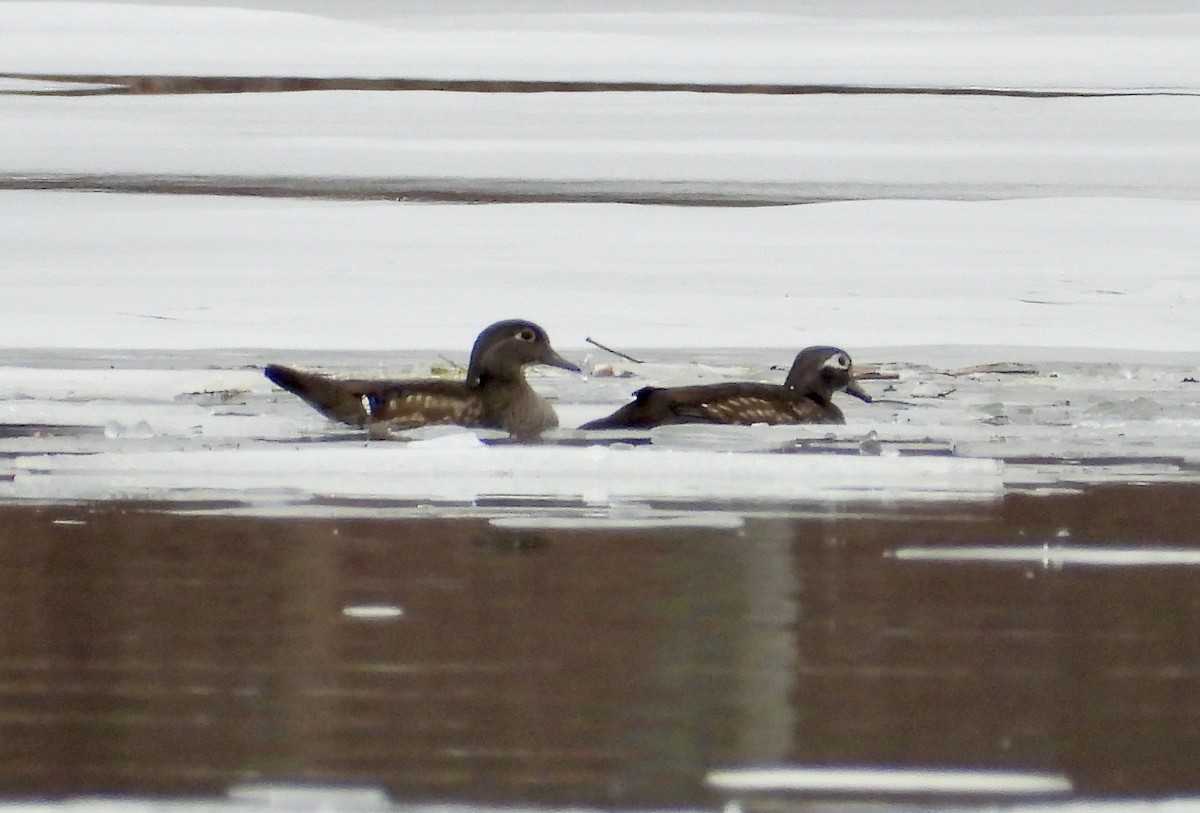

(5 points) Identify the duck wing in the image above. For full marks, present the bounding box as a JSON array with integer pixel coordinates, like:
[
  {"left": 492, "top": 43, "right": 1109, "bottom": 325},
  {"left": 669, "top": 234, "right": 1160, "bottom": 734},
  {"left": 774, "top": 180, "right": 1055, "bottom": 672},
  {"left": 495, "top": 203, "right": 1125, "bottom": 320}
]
[
  {"left": 265, "top": 365, "right": 485, "bottom": 429},
  {"left": 665, "top": 383, "right": 843, "bottom": 425},
  {"left": 581, "top": 383, "right": 843, "bottom": 429}
]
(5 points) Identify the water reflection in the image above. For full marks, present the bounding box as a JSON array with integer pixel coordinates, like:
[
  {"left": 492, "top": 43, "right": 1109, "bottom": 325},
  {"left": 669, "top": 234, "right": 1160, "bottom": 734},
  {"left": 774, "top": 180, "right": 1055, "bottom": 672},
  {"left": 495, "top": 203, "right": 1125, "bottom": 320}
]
[{"left": 1, "top": 484, "right": 1199, "bottom": 806}]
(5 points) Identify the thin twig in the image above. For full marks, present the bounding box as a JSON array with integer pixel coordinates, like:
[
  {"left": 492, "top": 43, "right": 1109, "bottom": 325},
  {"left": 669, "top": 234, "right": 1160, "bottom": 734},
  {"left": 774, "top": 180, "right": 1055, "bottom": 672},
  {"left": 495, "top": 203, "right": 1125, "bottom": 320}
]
[
  {"left": 855, "top": 368, "right": 901, "bottom": 380},
  {"left": 585, "top": 336, "right": 644, "bottom": 364}
]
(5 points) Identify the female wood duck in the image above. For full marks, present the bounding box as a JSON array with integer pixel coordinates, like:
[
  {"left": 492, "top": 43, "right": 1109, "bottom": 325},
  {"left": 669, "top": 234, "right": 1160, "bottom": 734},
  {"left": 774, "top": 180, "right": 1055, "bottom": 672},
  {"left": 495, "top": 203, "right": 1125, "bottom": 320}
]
[
  {"left": 579, "top": 345, "right": 872, "bottom": 430},
  {"left": 265, "top": 319, "right": 579, "bottom": 441}
]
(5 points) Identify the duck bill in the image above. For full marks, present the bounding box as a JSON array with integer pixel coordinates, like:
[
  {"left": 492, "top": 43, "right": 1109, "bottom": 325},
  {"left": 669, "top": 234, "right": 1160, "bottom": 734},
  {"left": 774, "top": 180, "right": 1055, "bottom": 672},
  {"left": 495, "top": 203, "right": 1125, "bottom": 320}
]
[
  {"left": 845, "top": 377, "right": 873, "bottom": 403},
  {"left": 541, "top": 349, "right": 581, "bottom": 374}
]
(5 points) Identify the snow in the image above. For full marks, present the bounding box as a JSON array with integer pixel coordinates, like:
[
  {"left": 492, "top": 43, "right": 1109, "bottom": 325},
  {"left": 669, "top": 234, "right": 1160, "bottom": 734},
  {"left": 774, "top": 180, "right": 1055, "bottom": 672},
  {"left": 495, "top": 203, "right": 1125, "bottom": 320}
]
[
  {"left": 3, "top": 2, "right": 1200, "bottom": 89},
  {"left": 3, "top": 195, "right": 1199, "bottom": 352},
  {"left": 5, "top": 92, "right": 1200, "bottom": 196},
  {"left": 1, "top": 0, "right": 1199, "bottom": 513}
]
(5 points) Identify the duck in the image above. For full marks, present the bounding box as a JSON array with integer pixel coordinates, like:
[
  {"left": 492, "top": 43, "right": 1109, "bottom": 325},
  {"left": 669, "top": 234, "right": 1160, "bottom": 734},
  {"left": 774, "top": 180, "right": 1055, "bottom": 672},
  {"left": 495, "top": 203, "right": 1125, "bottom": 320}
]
[
  {"left": 265, "top": 319, "right": 579, "bottom": 441},
  {"left": 579, "top": 345, "right": 871, "bottom": 430}
]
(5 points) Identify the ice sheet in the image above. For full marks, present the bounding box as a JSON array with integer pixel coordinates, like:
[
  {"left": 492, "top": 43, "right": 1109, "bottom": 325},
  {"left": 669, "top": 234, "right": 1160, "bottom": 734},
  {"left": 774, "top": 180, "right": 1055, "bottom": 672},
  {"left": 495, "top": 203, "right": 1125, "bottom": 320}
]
[
  {"left": 3, "top": 2, "right": 1200, "bottom": 89},
  {"left": 2, "top": 349, "right": 1197, "bottom": 513},
  {"left": 3, "top": 195, "right": 1199, "bottom": 353},
  {"left": 4, "top": 92, "right": 1197, "bottom": 198}
]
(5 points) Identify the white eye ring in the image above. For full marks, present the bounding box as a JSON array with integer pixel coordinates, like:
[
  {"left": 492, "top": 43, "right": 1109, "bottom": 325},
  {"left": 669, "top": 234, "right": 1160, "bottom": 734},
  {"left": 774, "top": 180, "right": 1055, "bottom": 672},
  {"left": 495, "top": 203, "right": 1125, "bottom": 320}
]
[
  {"left": 515, "top": 329, "right": 536, "bottom": 342},
  {"left": 824, "top": 353, "right": 850, "bottom": 370}
]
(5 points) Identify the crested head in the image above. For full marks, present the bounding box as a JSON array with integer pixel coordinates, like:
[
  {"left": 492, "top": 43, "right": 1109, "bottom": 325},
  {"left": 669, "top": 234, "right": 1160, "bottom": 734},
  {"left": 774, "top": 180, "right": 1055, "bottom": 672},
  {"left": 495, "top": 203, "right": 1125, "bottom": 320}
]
[
  {"left": 465, "top": 319, "right": 580, "bottom": 385},
  {"left": 784, "top": 345, "right": 872, "bottom": 403}
]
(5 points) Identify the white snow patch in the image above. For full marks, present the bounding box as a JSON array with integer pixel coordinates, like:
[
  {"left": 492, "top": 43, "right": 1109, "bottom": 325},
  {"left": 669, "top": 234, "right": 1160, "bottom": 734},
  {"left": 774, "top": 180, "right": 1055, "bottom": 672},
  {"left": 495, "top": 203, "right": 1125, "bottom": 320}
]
[{"left": 341, "top": 604, "right": 405, "bottom": 620}]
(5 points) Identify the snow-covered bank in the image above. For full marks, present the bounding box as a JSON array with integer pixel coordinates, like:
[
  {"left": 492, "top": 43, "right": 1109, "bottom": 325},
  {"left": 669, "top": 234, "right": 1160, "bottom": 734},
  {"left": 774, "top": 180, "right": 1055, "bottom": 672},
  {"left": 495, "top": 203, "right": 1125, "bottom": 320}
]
[
  {"left": 4, "top": 92, "right": 1198, "bottom": 197},
  {"left": 4, "top": 192, "right": 1198, "bottom": 353},
  {"left": 3, "top": 2, "right": 1199, "bottom": 90}
]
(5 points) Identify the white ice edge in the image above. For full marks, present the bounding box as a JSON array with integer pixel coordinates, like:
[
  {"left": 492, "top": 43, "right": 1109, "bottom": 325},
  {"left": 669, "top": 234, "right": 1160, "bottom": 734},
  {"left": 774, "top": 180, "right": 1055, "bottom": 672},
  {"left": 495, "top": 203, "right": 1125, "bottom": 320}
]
[
  {"left": 706, "top": 765, "right": 1072, "bottom": 795},
  {"left": 892, "top": 546, "right": 1200, "bottom": 566},
  {"left": 4, "top": 445, "right": 1006, "bottom": 505},
  {"left": 341, "top": 604, "right": 405, "bottom": 620},
  {"left": 0, "top": 77, "right": 121, "bottom": 92},
  {"left": 226, "top": 783, "right": 393, "bottom": 809},
  {"left": 488, "top": 514, "right": 746, "bottom": 530}
]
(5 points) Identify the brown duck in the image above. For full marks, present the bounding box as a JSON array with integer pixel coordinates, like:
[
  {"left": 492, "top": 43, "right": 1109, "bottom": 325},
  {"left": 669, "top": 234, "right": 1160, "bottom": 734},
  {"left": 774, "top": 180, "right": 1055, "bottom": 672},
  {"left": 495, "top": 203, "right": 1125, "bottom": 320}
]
[
  {"left": 579, "top": 345, "right": 871, "bottom": 430},
  {"left": 265, "top": 319, "right": 579, "bottom": 441}
]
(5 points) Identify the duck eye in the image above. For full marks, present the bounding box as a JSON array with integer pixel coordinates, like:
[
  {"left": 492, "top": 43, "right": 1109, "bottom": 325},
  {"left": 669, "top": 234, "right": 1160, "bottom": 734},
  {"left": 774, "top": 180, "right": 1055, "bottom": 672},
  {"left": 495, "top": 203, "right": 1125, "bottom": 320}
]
[
  {"left": 835, "top": 354, "right": 850, "bottom": 370},
  {"left": 516, "top": 329, "right": 536, "bottom": 342}
]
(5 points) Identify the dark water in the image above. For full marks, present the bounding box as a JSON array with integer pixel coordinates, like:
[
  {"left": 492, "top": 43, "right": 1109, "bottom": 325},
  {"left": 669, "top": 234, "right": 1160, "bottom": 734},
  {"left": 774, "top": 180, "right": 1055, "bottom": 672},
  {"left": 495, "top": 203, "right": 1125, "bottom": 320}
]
[{"left": 2, "top": 484, "right": 1200, "bottom": 807}]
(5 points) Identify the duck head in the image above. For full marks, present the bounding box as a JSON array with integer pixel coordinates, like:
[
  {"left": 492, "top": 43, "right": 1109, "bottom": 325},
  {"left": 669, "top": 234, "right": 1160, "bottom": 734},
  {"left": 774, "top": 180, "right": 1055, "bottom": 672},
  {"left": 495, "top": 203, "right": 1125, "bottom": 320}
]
[
  {"left": 784, "top": 345, "right": 872, "bottom": 403},
  {"left": 466, "top": 319, "right": 580, "bottom": 385}
]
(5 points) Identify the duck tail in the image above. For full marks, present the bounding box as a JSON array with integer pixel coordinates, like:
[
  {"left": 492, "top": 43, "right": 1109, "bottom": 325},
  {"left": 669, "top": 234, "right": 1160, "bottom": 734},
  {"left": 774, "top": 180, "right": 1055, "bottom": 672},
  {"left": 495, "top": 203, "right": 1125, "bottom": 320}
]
[
  {"left": 264, "top": 364, "right": 368, "bottom": 425},
  {"left": 578, "top": 408, "right": 632, "bottom": 430},
  {"left": 578, "top": 388, "right": 658, "bottom": 430}
]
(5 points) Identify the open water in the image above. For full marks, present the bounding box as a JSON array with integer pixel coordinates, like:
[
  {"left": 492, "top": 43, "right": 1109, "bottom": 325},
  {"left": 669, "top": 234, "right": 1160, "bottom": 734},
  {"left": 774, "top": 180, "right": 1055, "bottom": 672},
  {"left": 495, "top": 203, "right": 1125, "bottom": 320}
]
[{"left": 2, "top": 484, "right": 1199, "bottom": 808}]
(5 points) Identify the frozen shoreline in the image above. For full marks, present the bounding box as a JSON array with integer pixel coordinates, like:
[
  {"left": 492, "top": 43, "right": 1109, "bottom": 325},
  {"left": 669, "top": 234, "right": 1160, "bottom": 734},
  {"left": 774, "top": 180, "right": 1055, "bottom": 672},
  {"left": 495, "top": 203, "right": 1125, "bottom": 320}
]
[{"left": 2, "top": 345, "right": 1197, "bottom": 513}]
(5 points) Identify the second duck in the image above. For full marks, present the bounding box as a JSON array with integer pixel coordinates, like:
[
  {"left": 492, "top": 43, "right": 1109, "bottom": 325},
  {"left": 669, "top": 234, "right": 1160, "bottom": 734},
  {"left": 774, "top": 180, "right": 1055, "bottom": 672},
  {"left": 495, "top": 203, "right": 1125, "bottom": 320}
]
[{"left": 579, "top": 345, "right": 871, "bottom": 430}]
